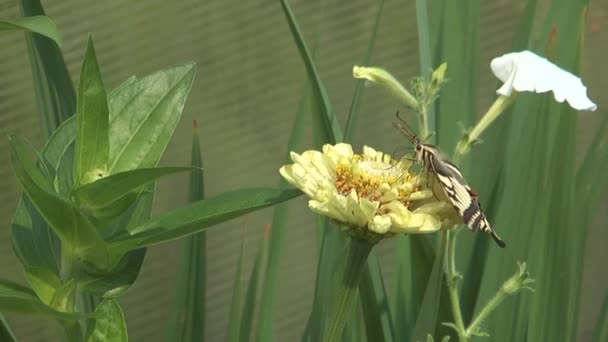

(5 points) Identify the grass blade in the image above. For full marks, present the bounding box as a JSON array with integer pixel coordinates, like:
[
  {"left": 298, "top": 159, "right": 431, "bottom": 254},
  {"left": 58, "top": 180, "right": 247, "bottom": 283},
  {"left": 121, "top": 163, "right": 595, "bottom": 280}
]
[
  {"left": 20, "top": 0, "right": 76, "bottom": 138},
  {"left": 279, "top": 0, "right": 342, "bottom": 143},
  {"left": 226, "top": 230, "right": 247, "bottom": 342},
  {"left": 165, "top": 121, "right": 207, "bottom": 342},
  {"left": 415, "top": 0, "right": 436, "bottom": 142},
  {"left": 344, "top": 0, "right": 384, "bottom": 141},
  {"left": 239, "top": 229, "right": 267, "bottom": 342},
  {"left": 592, "top": 295, "right": 608, "bottom": 342},
  {"left": 0, "top": 314, "right": 17, "bottom": 342}
]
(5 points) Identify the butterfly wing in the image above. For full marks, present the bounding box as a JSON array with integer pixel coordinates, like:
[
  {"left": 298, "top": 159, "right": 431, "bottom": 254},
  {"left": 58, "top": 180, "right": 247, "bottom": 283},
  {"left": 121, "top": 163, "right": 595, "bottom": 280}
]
[{"left": 428, "top": 154, "right": 506, "bottom": 247}]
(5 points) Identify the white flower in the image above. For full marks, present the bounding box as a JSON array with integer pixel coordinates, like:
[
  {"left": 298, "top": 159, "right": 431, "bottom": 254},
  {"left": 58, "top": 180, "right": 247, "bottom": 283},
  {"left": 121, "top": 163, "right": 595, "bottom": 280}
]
[
  {"left": 279, "top": 143, "right": 458, "bottom": 239},
  {"left": 491, "top": 50, "right": 597, "bottom": 111}
]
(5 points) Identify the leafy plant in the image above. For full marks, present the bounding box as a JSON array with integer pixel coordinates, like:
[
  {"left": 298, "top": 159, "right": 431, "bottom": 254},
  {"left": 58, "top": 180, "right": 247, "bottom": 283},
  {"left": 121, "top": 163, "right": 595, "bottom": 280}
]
[{"left": 1, "top": 36, "right": 299, "bottom": 341}]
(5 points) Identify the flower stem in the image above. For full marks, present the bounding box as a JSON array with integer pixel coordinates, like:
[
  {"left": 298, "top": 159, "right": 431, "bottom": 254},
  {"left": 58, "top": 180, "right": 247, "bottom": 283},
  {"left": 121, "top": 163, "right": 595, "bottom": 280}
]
[
  {"left": 443, "top": 229, "right": 468, "bottom": 341},
  {"left": 454, "top": 94, "right": 516, "bottom": 162},
  {"left": 465, "top": 287, "right": 507, "bottom": 338},
  {"left": 323, "top": 237, "right": 374, "bottom": 342}
]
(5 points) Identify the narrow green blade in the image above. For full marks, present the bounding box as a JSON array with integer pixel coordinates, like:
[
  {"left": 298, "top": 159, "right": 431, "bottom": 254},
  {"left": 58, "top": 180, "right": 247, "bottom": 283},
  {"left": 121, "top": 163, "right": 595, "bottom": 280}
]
[
  {"left": 165, "top": 121, "right": 207, "bottom": 342},
  {"left": 592, "top": 295, "right": 608, "bottom": 342},
  {"left": 110, "top": 188, "right": 302, "bottom": 251},
  {"left": 20, "top": 0, "right": 75, "bottom": 148},
  {"left": 240, "top": 232, "right": 267, "bottom": 342},
  {"left": 344, "top": 0, "right": 384, "bottom": 141},
  {"left": 279, "top": 0, "right": 342, "bottom": 143},
  {"left": 0, "top": 314, "right": 17, "bottom": 342},
  {"left": 73, "top": 166, "right": 195, "bottom": 209},
  {"left": 226, "top": 232, "right": 246, "bottom": 342},
  {"left": 0, "top": 15, "right": 61, "bottom": 46}
]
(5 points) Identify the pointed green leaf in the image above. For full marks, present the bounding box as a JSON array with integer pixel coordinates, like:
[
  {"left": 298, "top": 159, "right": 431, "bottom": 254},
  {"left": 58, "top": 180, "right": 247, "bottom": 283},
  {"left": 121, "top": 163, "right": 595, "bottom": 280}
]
[
  {"left": 166, "top": 122, "right": 206, "bottom": 342},
  {"left": 110, "top": 188, "right": 301, "bottom": 251},
  {"left": 9, "top": 135, "right": 111, "bottom": 270},
  {"left": 0, "top": 280, "right": 83, "bottom": 320},
  {"left": 75, "top": 35, "right": 110, "bottom": 186},
  {"left": 86, "top": 300, "right": 127, "bottom": 342},
  {"left": 226, "top": 232, "right": 246, "bottom": 342},
  {"left": 108, "top": 64, "right": 196, "bottom": 173},
  {"left": 411, "top": 235, "right": 446, "bottom": 342},
  {"left": 21, "top": 1, "right": 75, "bottom": 139},
  {"left": 592, "top": 295, "right": 608, "bottom": 342},
  {"left": 24, "top": 267, "right": 62, "bottom": 306},
  {"left": 279, "top": 0, "right": 342, "bottom": 143},
  {"left": 73, "top": 166, "right": 195, "bottom": 209},
  {"left": 0, "top": 313, "right": 17, "bottom": 342},
  {"left": 344, "top": 0, "right": 384, "bottom": 141},
  {"left": 359, "top": 256, "right": 394, "bottom": 341},
  {"left": 240, "top": 234, "right": 266, "bottom": 342},
  {"left": 0, "top": 15, "right": 61, "bottom": 46},
  {"left": 77, "top": 248, "right": 146, "bottom": 298},
  {"left": 256, "top": 77, "right": 309, "bottom": 342}
]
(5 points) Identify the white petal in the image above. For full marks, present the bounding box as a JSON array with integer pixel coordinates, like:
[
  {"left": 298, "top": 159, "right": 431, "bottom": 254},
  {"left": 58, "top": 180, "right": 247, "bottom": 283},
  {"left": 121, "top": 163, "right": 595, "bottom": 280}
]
[
  {"left": 491, "top": 50, "right": 597, "bottom": 111},
  {"left": 369, "top": 215, "right": 392, "bottom": 234}
]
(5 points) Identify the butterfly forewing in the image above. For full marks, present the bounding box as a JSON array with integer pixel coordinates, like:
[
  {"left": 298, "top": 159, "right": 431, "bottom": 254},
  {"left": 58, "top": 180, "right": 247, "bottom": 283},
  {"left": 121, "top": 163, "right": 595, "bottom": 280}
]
[{"left": 421, "top": 144, "right": 506, "bottom": 247}]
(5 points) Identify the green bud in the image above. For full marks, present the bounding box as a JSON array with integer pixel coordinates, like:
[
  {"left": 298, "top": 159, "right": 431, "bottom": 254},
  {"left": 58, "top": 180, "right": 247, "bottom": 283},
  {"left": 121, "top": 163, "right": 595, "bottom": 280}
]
[{"left": 352, "top": 66, "right": 419, "bottom": 110}]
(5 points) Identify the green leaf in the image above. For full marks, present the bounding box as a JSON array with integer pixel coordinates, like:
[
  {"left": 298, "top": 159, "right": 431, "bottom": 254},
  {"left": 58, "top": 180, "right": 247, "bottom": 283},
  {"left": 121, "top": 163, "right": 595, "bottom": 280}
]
[
  {"left": 86, "top": 300, "right": 127, "bottom": 342},
  {"left": 109, "top": 188, "right": 302, "bottom": 252},
  {"left": 256, "top": 69, "right": 310, "bottom": 342},
  {"left": 0, "top": 313, "right": 17, "bottom": 342},
  {"left": 75, "top": 35, "right": 110, "bottom": 186},
  {"left": 279, "top": 0, "right": 342, "bottom": 143},
  {"left": 24, "top": 267, "right": 62, "bottom": 306},
  {"left": 226, "top": 232, "right": 246, "bottom": 342},
  {"left": 344, "top": 0, "right": 384, "bottom": 142},
  {"left": 359, "top": 256, "right": 394, "bottom": 341},
  {"left": 21, "top": 1, "right": 76, "bottom": 139},
  {"left": 108, "top": 64, "right": 196, "bottom": 173},
  {"left": 77, "top": 248, "right": 146, "bottom": 298},
  {"left": 0, "top": 280, "right": 83, "bottom": 320},
  {"left": 166, "top": 122, "right": 206, "bottom": 342},
  {"left": 410, "top": 235, "right": 446, "bottom": 342},
  {"left": 0, "top": 15, "right": 61, "bottom": 46},
  {"left": 9, "top": 135, "right": 111, "bottom": 271},
  {"left": 415, "top": 0, "right": 436, "bottom": 143},
  {"left": 240, "top": 233, "right": 266, "bottom": 342},
  {"left": 592, "top": 295, "right": 608, "bottom": 342},
  {"left": 73, "top": 166, "right": 195, "bottom": 210}
]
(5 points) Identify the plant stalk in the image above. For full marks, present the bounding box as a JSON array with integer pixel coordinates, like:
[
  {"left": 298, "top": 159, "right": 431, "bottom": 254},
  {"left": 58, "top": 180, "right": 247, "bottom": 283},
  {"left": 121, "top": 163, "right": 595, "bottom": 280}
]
[
  {"left": 323, "top": 237, "right": 374, "bottom": 342},
  {"left": 443, "top": 229, "right": 468, "bottom": 341},
  {"left": 465, "top": 287, "right": 507, "bottom": 338}
]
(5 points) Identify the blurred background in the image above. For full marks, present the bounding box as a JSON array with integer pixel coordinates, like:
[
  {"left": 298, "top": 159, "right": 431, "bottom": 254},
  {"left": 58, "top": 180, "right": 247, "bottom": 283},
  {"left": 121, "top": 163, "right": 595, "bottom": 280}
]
[{"left": 0, "top": 0, "right": 606, "bottom": 341}]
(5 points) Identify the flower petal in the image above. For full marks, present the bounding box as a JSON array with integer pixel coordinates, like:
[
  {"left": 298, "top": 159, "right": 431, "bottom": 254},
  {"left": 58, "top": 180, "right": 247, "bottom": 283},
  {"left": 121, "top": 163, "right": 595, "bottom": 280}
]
[{"left": 491, "top": 50, "right": 597, "bottom": 111}]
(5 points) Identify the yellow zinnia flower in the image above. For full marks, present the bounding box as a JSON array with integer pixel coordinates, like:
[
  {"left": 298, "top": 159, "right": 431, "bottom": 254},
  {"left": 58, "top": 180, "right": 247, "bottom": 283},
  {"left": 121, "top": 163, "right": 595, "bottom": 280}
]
[{"left": 279, "top": 143, "right": 457, "bottom": 241}]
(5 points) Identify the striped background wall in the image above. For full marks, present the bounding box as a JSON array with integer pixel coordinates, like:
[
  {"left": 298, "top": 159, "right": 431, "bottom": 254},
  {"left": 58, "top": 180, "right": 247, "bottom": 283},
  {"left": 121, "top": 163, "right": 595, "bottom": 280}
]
[{"left": 0, "top": 1, "right": 605, "bottom": 341}]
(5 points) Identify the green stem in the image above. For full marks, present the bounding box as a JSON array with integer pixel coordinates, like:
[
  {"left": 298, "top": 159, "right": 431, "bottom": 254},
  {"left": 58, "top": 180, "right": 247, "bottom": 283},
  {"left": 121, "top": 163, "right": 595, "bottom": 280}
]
[
  {"left": 465, "top": 288, "right": 508, "bottom": 338},
  {"left": 323, "top": 237, "right": 374, "bottom": 342},
  {"left": 443, "top": 229, "right": 468, "bottom": 341},
  {"left": 454, "top": 94, "right": 516, "bottom": 162}
]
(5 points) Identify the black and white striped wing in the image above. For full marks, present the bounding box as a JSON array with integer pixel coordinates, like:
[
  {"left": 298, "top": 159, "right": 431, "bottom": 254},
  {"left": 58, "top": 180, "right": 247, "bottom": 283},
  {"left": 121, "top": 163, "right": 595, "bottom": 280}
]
[{"left": 428, "top": 155, "right": 506, "bottom": 247}]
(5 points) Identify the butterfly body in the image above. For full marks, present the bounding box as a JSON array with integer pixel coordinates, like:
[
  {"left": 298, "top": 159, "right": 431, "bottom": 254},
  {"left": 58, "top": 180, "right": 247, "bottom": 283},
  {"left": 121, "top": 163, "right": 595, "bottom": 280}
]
[{"left": 394, "top": 119, "right": 506, "bottom": 247}]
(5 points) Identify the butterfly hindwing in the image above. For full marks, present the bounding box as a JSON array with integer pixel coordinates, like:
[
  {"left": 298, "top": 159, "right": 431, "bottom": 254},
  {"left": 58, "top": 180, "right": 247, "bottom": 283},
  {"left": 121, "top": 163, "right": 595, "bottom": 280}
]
[{"left": 428, "top": 153, "right": 506, "bottom": 247}]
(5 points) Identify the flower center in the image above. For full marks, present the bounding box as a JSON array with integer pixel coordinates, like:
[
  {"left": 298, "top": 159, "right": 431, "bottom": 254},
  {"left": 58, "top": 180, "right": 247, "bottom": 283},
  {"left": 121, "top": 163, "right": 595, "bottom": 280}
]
[{"left": 334, "top": 157, "right": 410, "bottom": 201}]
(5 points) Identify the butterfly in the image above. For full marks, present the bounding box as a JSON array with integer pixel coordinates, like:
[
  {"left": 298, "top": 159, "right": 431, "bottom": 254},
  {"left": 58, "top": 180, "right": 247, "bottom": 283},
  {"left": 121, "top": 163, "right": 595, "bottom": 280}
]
[{"left": 393, "top": 113, "right": 506, "bottom": 247}]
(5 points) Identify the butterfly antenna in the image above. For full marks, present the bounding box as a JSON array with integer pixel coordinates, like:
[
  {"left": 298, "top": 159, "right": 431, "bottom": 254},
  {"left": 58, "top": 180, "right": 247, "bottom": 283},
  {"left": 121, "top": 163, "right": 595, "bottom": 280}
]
[{"left": 393, "top": 111, "right": 419, "bottom": 142}]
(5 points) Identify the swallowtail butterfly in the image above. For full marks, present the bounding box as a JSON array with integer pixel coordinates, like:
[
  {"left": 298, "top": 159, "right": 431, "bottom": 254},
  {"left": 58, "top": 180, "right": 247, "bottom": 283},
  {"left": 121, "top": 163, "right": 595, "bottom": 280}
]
[{"left": 393, "top": 114, "right": 506, "bottom": 247}]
